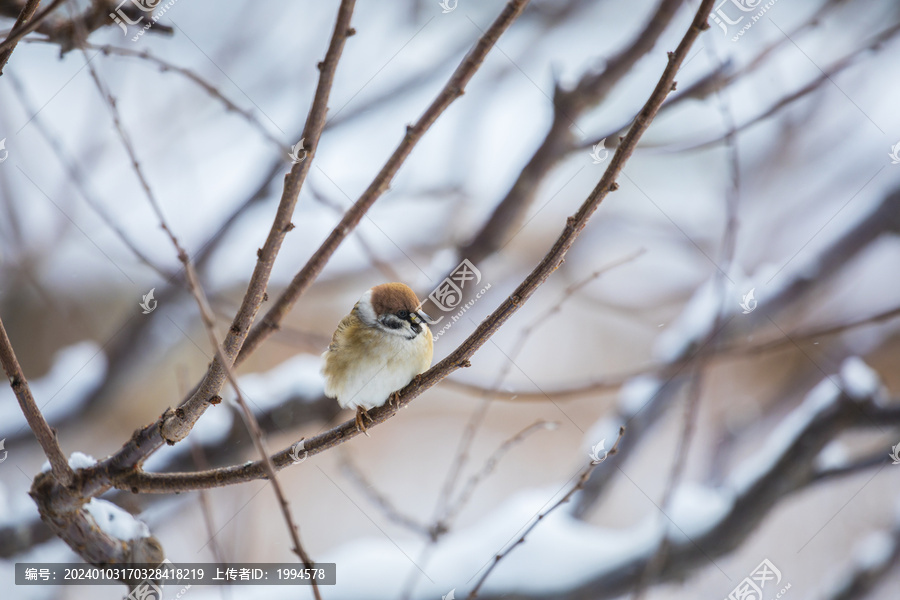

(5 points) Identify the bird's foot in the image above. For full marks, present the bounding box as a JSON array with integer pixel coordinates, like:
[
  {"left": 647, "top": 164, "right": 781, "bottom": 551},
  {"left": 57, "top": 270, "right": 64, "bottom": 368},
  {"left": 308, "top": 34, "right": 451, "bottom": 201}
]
[
  {"left": 389, "top": 390, "right": 401, "bottom": 410},
  {"left": 355, "top": 406, "right": 373, "bottom": 436}
]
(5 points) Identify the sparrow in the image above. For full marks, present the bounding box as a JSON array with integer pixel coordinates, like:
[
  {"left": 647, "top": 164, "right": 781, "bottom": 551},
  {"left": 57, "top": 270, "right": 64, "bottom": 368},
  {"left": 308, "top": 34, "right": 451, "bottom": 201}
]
[{"left": 321, "top": 282, "right": 434, "bottom": 433}]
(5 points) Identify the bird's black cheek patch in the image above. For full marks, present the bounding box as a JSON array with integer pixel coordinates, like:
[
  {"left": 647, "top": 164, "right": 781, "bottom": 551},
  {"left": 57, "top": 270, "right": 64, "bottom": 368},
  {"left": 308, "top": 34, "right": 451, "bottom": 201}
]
[{"left": 382, "top": 316, "right": 404, "bottom": 330}]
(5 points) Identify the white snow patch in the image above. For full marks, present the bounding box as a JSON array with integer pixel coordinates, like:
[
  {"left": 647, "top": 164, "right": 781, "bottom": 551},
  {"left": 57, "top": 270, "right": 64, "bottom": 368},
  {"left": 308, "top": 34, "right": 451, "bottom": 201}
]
[
  {"left": 730, "top": 378, "right": 840, "bottom": 493},
  {"left": 189, "top": 402, "right": 234, "bottom": 446},
  {"left": 68, "top": 452, "right": 97, "bottom": 470},
  {"left": 236, "top": 354, "right": 324, "bottom": 412},
  {"left": 582, "top": 418, "right": 621, "bottom": 457},
  {"left": 653, "top": 279, "right": 720, "bottom": 362},
  {"left": 84, "top": 498, "right": 150, "bottom": 541},
  {"left": 41, "top": 451, "right": 97, "bottom": 474},
  {"left": 0, "top": 480, "right": 40, "bottom": 527},
  {"left": 853, "top": 531, "right": 895, "bottom": 570},
  {"left": 667, "top": 484, "right": 734, "bottom": 540},
  {"left": 815, "top": 440, "right": 849, "bottom": 471},
  {"left": 321, "top": 488, "right": 662, "bottom": 598},
  {"left": 0, "top": 341, "right": 106, "bottom": 432},
  {"left": 618, "top": 375, "right": 662, "bottom": 418},
  {"left": 839, "top": 357, "right": 880, "bottom": 399}
]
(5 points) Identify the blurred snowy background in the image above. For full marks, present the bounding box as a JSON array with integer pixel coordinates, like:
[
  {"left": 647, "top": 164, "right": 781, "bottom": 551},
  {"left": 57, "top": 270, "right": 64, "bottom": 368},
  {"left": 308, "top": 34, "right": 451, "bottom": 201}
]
[{"left": 1, "top": 0, "right": 900, "bottom": 598}]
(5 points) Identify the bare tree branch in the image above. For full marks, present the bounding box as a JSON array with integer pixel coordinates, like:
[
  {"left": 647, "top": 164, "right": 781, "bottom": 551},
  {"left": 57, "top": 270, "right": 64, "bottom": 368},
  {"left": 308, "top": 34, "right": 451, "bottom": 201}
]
[
  {"left": 458, "top": 0, "right": 685, "bottom": 266},
  {"left": 467, "top": 426, "right": 626, "bottom": 598},
  {"left": 0, "top": 314, "right": 73, "bottom": 486},
  {"left": 475, "top": 387, "right": 900, "bottom": 599},
  {"left": 0, "top": 0, "right": 65, "bottom": 59},
  {"left": 26, "top": 0, "right": 358, "bottom": 580},
  {"left": 84, "top": 42, "right": 286, "bottom": 152},
  {"left": 111, "top": 0, "right": 717, "bottom": 495},
  {"left": 237, "top": 0, "right": 533, "bottom": 362},
  {"left": 0, "top": 0, "right": 40, "bottom": 74}
]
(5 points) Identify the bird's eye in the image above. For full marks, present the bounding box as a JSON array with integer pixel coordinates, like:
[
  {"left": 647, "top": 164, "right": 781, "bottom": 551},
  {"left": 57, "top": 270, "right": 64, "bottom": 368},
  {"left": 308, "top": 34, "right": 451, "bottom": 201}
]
[{"left": 397, "top": 309, "right": 410, "bottom": 320}]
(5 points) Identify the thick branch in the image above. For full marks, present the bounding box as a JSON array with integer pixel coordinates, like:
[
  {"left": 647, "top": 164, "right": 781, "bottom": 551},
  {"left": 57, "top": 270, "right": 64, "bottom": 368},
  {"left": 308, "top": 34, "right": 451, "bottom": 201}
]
[{"left": 460, "top": 0, "right": 684, "bottom": 265}]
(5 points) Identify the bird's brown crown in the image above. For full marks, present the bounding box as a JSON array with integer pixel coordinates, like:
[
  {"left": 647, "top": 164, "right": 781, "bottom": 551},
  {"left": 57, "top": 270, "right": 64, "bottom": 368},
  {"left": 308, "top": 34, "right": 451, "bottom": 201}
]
[{"left": 369, "top": 282, "right": 421, "bottom": 316}]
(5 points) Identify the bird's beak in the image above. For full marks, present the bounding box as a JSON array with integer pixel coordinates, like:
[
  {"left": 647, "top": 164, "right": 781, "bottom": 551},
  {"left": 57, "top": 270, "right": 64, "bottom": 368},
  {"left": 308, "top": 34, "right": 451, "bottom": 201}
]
[{"left": 415, "top": 310, "right": 433, "bottom": 324}]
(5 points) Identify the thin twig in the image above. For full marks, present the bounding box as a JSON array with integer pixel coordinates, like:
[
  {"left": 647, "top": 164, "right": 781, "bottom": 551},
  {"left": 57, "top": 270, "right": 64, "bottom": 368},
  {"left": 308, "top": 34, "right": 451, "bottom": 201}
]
[
  {"left": 307, "top": 181, "right": 401, "bottom": 281},
  {"left": 6, "top": 71, "right": 174, "bottom": 280},
  {"left": 153, "top": 0, "right": 357, "bottom": 450},
  {"left": 630, "top": 371, "right": 704, "bottom": 600},
  {"left": 445, "top": 302, "right": 900, "bottom": 402},
  {"left": 339, "top": 453, "right": 431, "bottom": 537},
  {"left": 668, "top": 21, "right": 900, "bottom": 153},
  {"left": 467, "top": 427, "right": 626, "bottom": 598},
  {"left": 78, "top": 45, "right": 189, "bottom": 265},
  {"left": 0, "top": 0, "right": 65, "bottom": 59},
  {"left": 188, "top": 441, "right": 229, "bottom": 567},
  {"left": 458, "top": 0, "right": 684, "bottom": 265},
  {"left": 84, "top": 43, "right": 285, "bottom": 152},
  {"left": 432, "top": 250, "right": 643, "bottom": 534},
  {"left": 182, "top": 257, "right": 323, "bottom": 600},
  {"left": 459, "top": 392, "right": 900, "bottom": 599},
  {"left": 631, "top": 30, "right": 744, "bottom": 599},
  {"left": 88, "top": 39, "right": 322, "bottom": 583},
  {"left": 442, "top": 420, "right": 558, "bottom": 529},
  {"left": 0, "top": 315, "right": 73, "bottom": 486},
  {"left": 0, "top": 0, "right": 41, "bottom": 74}
]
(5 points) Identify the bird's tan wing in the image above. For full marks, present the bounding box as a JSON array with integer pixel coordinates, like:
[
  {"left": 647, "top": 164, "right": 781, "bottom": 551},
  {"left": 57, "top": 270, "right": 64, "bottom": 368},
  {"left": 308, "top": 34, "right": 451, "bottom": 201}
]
[{"left": 327, "top": 312, "right": 360, "bottom": 352}]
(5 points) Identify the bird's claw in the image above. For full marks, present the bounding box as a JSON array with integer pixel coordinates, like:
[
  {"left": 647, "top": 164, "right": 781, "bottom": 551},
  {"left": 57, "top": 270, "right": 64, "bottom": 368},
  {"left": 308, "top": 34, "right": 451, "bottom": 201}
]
[{"left": 355, "top": 406, "right": 373, "bottom": 437}]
